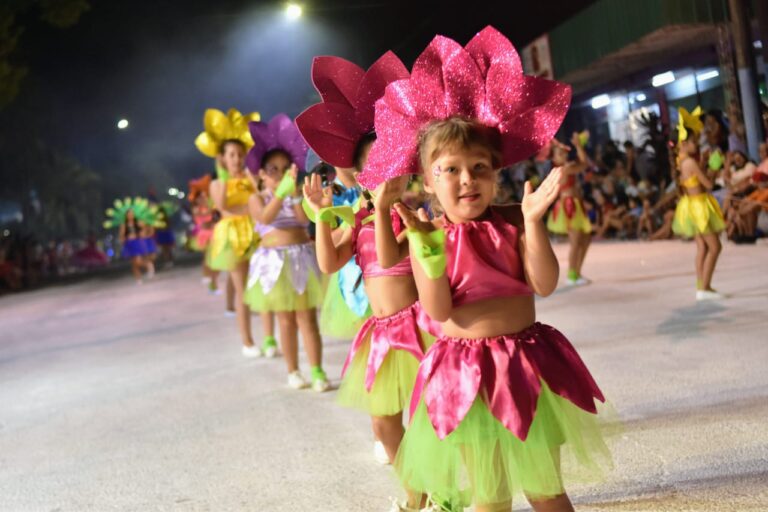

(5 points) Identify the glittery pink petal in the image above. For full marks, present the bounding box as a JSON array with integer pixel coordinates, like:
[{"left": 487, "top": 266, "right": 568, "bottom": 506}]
[
  {"left": 494, "top": 75, "right": 571, "bottom": 164},
  {"left": 410, "top": 35, "right": 484, "bottom": 120},
  {"left": 296, "top": 103, "right": 359, "bottom": 168},
  {"left": 311, "top": 56, "right": 364, "bottom": 107},
  {"left": 465, "top": 26, "right": 522, "bottom": 79},
  {"left": 354, "top": 51, "right": 409, "bottom": 133}
]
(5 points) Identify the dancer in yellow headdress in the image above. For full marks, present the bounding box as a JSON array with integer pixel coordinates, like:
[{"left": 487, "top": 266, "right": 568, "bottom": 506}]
[
  {"left": 195, "top": 108, "right": 275, "bottom": 357},
  {"left": 672, "top": 106, "right": 725, "bottom": 301}
]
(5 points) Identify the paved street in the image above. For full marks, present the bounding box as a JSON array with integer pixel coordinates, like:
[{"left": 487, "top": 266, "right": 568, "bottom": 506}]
[{"left": 1, "top": 240, "right": 767, "bottom": 511}]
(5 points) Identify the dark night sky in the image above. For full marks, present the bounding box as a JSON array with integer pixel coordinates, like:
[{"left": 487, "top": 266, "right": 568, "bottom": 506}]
[{"left": 11, "top": 0, "right": 595, "bottom": 195}]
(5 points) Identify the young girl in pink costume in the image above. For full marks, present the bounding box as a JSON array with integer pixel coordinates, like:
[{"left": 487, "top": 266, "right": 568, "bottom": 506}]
[
  {"left": 359, "top": 27, "right": 611, "bottom": 512},
  {"left": 298, "top": 52, "right": 439, "bottom": 468}
]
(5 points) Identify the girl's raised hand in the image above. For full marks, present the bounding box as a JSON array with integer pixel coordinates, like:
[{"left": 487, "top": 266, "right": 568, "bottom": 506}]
[
  {"left": 374, "top": 176, "right": 409, "bottom": 209},
  {"left": 302, "top": 173, "right": 332, "bottom": 213},
  {"left": 522, "top": 166, "right": 562, "bottom": 223},
  {"left": 394, "top": 203, "right": 434, "bottom": 233}
]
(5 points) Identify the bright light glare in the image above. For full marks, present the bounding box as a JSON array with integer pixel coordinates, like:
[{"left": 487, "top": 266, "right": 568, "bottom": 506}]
[
  {"left": 168, "top": 187, "right": 179, "bottom": 196},
  {"left": 696, "top": 70, "right": 719, "bottom": 82},
  {"left": 754, "top": 40, "right": 763, "bottom": 49},
  {"left": 178, "top": 192, "right": 186, "bottom": 199},
  {"left": 590, "top": 94, "right": 611, "bottom": 109},
  {"left": 117, "top": 119, "right": 129, "bottom": 129},
  {"left": 652, "top": 71, "right": 675, "bottom": 87},
  {"left": 286, "top": 3, "right": 302, "bottom": 19},
  {"left": 636, "top": 93, "right": 647, "bottom": 102}
]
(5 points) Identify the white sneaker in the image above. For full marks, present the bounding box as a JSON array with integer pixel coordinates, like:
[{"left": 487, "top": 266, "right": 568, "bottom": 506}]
[
  {"left": 241, "top": 345, "right": 263, "bottom": 358},
  {"left": 311, "top": 376, "right": 330, "bottom": 392},
  {"left": 373, "top": 440, "right": 391, "bottom": 465},
  {"left": 696, "top": 289, "right": 725, "bottom": 301},
  {"left": 387, "top": 499, "right": 417, "bottom": 512},
  {"left": 575, "top": 276, "right": 591, "bottom": 286},
  {"left": 287, "top": 371, "right": 309, "bottom": 390},
  {"left": 566, "top": 277, "right": 578, "bottom": 286},
  {"left": 224, "top": 310, "right": 236, "bottom": 318}
]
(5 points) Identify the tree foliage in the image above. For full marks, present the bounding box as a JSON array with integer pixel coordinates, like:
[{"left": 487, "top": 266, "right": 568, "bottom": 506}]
[{"left": 0, "top": 0, "right": 89, "bottom": 110}]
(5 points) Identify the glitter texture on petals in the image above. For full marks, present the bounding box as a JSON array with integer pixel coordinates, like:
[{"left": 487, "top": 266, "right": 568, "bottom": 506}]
[
  {"left": 358, "top": 26, "right": 572, "bottom": 189},
  {"left": 296, "top": 52, "right": 409, "bottom": 168}
]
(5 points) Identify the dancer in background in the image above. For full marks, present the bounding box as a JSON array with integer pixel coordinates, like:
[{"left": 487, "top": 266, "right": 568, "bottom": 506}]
[
  {"left": 546, "top": 133, "right": 591, "bottom": 286},
  {"left": 673, "top": 107, "right": 725, "bottom": 301},
  {"left": 195, "top": 108, "right": 261, "bottom": 318},
  {"left": 188, "top": 174, "right": 220, "bottom": 292},
  {"left": 358, "top": 27, "right": 611, "bottom": 511},
  {"left": 105, "top": 197, "right": 150, "bottom": 283},
  {"left": 244, "top": 114, "right": 328, "bottom": 390}
]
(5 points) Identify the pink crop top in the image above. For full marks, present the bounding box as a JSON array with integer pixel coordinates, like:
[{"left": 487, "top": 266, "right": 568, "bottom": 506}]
[
  {"left": 445, "top": 208, "right": 532, "bottom": 307},
  {"left": 351, "top": 208, "right": 413, "bottom": 279}
]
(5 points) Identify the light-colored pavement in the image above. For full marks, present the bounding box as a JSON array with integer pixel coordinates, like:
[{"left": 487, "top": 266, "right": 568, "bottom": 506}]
[{"left": 1, "top": 239, "right": 767, "bottom": 512}]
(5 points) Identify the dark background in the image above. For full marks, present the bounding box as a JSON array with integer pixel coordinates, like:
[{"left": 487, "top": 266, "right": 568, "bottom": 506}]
[{"left": 1, "top": 0, "right": 594, "bottom": 236}]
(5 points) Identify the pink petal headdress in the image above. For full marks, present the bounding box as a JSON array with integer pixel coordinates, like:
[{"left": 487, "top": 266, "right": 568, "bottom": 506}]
[
  {"left": 296, "top": 51, "right": 409, "bottom": 168},
  {"left": 358, "top": 26, "right": 572, "bottom": 189}
]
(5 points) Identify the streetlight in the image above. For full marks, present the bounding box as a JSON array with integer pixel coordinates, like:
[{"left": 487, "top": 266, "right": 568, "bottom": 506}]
[
  {"left": 285, "top": 3, "right": 302, "bottom": 19},
  {"left": 117, "top": 119, "right": 129, "bottom": 129}
]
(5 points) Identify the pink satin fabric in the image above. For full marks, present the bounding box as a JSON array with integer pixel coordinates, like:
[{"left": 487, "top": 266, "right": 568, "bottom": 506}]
[
  {"left": 445, "top": 210, "right": 532, "bottom": 307},
  {"left": 410, "top": 322, "right": 605, "bottom": 441},
  {"left": 351, "top": 208, "right": 412, "bottom": 279},
  {"left": 341, "top": 301, "right": 439, "bottom": 391}
]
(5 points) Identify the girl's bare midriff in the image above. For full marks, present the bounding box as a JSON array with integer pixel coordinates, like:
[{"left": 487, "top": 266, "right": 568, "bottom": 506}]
[
  {"left": 442, "top": 295, "right": 536, "bottom": 339},
  {"left": 364, "top": 275, "right": 419, "bottom": 318},
  {"left": 260, "top": 227, "right": 310, "bottom": 248}
]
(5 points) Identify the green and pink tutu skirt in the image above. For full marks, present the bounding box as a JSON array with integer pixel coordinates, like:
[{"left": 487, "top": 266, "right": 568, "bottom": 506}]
[
  {"left": 395, "top": 322, "right": 611, "bottom": 507},
  {"left": 337, "top": 301, "right": 438, "bottom": 417},
  {"left": 320, "top": 258, "right": 371, "bottom": 340}
]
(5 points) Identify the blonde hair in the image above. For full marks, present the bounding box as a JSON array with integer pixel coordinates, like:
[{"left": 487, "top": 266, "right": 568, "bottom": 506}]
[{"left": 418, "top": 117, "right": 503, "bottom": 174}]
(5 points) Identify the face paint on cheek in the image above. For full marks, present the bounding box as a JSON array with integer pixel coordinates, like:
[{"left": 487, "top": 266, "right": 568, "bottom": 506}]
[{"left": 432, "top": 165, "right": 441, "bottom": 184}]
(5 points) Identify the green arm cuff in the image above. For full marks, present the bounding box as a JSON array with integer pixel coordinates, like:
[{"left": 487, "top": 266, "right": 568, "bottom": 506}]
[
  {"left": 275, "top": 173, "right": 297, "bottom": 198},
  {"left": 406, "top": 228, "right": 446, "bottom": 279}
]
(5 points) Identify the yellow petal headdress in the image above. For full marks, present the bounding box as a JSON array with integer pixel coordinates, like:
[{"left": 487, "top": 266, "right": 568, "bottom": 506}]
[
  {"left": 194, "top": 108, "right": 261, "bottom": 158},
  {"left": 677, "top": 106, "right": 703, "bottom": 144}
]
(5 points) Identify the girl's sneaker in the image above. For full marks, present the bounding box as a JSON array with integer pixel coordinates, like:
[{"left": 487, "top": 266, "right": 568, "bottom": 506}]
[
  {"left": 241, "top": 345, "right": 263, "bottom": 358},
  {"left": 261, "top": 336, "right": 278, "bottom": 358},
  {"left": 387, "top": 499, "right": 442, "bottom": 512},
  {"left": 310, "top": 366, "right": 330, "bottom": 392},
  {"left": 696, "top": 289, "right": 724, "bottom": 301},
  {"left": 373, "top": 440, "right": 391, "bottom": 465},
  {"left": 287, "top": 370, "right": 309, "bottom": 390}
]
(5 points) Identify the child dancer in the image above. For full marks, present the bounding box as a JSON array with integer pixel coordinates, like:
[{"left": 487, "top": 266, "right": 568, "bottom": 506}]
[
  {"left": 106, "top": 197, "right": 149, "bottom": 283},
  {"left": 672, "top": 108, "right": 725, "bottom": 300},
  {"left": 209, "top": 139, "right": 261, "bottom": 356},
  {"left": 299, "top": 53, "right": 441, "bottom": 471},
  {"left": 546, "top": 135, "right": 591, "bottom": 285},
  {"left": 188, "top": 174, "right": 219, "bottom": 292},
  {"left": 296, "top": 54, "right": 409, "bottom": 342},
  {"left": 358, "top": 27, "right": 610, "bottom": 512},
  {"left": 243, "top": 114, "right": 329, "bottom": 391}
]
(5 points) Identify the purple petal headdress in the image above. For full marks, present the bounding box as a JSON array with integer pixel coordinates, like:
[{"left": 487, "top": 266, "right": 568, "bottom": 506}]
[{"left": 245, "top": 114, "right": 309, "bottom": 173}]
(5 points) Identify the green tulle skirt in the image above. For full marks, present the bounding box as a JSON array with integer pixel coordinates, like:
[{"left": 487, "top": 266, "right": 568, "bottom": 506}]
[
  {"left": 337, "top": 329, "right": 434, "bottom": 417},
  {"left": 319, "top": 272, "right": 371, "bottom": 339},
  {"left": 395, "top": 381, "right": 612, "bottom": 507},
  {"left": 244, "top": 265, "right": 323, "bottom": 312}
]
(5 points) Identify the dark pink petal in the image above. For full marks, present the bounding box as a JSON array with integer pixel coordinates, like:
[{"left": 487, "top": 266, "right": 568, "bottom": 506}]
[{"left": 311, "top": 56, "right": 364, "bottom": 107}]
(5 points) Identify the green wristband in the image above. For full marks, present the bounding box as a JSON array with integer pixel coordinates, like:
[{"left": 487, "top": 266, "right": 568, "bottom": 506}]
[
  {"left": 317, "top": 205, "right": 356, "bottom": 229},
  {"left": 406, "top": 228, "right": 446, "bottom": 279},
  {"left": 275, "top": 173, "right": 296, "bottom": 199}
]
